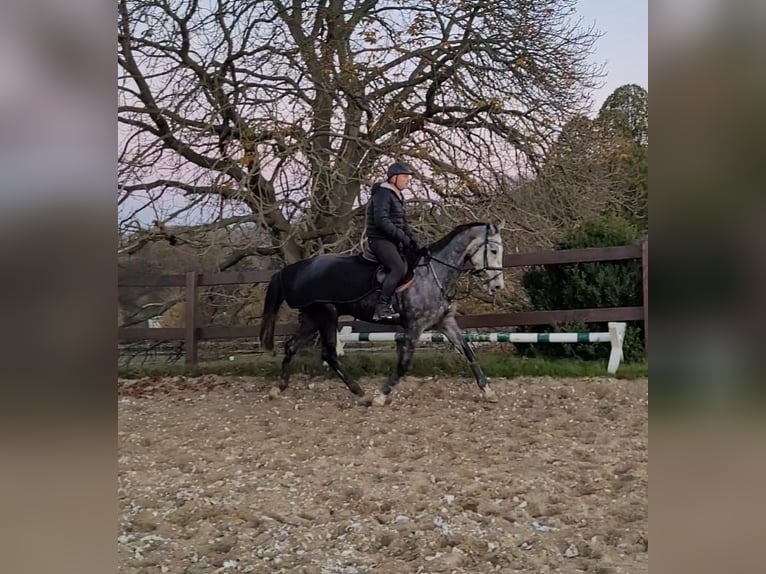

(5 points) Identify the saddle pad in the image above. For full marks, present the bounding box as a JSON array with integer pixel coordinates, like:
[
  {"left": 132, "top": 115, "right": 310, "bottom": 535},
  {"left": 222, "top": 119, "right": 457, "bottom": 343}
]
[{"left": 279, "top": 254, "right": 379, "bottom": 308}]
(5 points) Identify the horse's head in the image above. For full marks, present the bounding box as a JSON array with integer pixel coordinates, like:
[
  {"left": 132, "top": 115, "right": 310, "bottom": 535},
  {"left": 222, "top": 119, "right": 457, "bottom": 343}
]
[{"left": 465, "top": 222, "right": 505, "bottom": 294}]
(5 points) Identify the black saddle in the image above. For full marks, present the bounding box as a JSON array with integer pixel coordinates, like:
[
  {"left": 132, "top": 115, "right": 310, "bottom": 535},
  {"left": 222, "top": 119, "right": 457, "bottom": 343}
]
[
  {"left": 279, "top": 251, "right": 415, "bottom": 309},
  {"left": 358, "top": 248, "right": 416, "bottom": 285}
]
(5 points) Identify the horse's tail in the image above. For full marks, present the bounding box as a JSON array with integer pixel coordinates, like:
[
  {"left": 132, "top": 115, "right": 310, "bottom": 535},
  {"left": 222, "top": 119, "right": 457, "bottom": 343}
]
[{"left": 260, "top": 271, "right": 284, "bottom": 352}]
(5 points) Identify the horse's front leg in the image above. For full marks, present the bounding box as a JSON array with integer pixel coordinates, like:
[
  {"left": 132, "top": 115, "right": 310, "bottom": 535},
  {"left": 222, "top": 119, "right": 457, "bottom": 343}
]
[
  {"left": 438, "top": 315, "right": 498, "bottom": 403},
  {"left": 373, "top": 329, "right": 419, "bottom": 406}
]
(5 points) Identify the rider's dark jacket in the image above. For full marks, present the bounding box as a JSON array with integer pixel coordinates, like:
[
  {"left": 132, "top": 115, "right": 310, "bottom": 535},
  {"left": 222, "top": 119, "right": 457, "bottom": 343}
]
[{"left": 365, "top": 182, "right": 416, "bottom": 249}]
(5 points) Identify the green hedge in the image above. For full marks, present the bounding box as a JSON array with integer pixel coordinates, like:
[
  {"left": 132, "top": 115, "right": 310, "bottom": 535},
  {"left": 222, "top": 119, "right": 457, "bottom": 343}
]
[{"left": 517, "top": 215, "right": 646, "bottom": 362}]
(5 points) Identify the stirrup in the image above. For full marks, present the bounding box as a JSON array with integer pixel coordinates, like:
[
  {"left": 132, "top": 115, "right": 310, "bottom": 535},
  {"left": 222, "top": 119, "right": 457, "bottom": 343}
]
[{"left": 373, "top": 302, "right": 399, "bottom": 320}]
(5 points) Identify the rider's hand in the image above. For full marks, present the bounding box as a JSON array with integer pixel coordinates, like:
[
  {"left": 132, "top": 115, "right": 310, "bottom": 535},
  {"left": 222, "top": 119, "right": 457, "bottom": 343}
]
[{"left": 409, "top": 237, "right": 420, "bottom": 252}]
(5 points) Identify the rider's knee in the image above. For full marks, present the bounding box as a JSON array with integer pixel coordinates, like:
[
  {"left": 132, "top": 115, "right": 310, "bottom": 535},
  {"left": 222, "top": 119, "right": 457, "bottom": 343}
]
[{"left": 389, "top": 263, "right": 405, "bottom": 279}]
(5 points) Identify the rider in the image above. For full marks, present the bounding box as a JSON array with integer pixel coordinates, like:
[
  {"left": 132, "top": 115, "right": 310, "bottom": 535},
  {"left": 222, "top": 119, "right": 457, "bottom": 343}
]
[{"left": 365, "top": 161, "right": 421, "bottom": 321}]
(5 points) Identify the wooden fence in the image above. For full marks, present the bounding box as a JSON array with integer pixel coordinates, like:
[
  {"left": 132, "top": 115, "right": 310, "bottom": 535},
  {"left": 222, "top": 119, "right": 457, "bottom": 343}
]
[{"left": 118, "top": 242, "right": 648, "bottom": 364}]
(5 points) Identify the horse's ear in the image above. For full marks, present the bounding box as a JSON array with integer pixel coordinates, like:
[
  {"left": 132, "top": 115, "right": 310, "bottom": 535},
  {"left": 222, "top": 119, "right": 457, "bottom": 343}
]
[{"left": 496, "top": 219, "right": 505, "bottom": 231}]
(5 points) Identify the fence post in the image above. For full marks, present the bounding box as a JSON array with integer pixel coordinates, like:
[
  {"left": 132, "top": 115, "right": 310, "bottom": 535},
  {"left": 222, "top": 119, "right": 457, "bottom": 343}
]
[
  {"left": 185, "top": 271, "right": 199, "bottom": 365},
  {"left": 641, "top": 239, "right": 648, "bottom": 359}
]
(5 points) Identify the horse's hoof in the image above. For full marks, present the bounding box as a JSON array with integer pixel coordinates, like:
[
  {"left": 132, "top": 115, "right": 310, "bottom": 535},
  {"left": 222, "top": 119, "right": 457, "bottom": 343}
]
[
  {"left": 372, "top": 393, "right": 388, "bottom": 407},
  {"left": 268, "top": 387, "right": 282, "bottom": 400},
  {"left": 356, "top": 395, "right": 373, "bottom": 407},
  {"left": 483, "top": 387, "right": 498, "bottom": 403}
]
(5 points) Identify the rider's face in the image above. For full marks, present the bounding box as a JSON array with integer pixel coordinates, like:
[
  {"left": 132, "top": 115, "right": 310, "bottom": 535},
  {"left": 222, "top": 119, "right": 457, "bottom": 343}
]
[{"left": 393, "top": 174, "right": 412, "bottom": 190}]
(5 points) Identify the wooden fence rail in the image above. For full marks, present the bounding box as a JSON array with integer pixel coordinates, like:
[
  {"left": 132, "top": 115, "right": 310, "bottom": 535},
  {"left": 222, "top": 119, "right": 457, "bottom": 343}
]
[{"left": 118, "top": 243, "right": 648, "bottom": 365}]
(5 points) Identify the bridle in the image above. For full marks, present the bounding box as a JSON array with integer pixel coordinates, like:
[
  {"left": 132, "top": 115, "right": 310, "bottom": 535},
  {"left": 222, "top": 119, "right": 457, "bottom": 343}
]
[
  {"left": 421, "top": 223, "right": 503, "bottom": 299},
  {"left": 466, "top": 223, "right": 504, "bottom": 286}
]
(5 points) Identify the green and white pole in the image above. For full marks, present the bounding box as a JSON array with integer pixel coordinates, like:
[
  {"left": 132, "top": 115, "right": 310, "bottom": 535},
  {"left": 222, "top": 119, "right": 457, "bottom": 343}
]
[{"left": 335, "top": 322, "right": 626, "bottom": 374}]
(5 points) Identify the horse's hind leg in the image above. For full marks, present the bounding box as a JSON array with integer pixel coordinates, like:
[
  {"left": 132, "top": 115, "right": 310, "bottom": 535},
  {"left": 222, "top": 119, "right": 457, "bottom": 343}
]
[
  {"left": 311, "top": 305, "right": 368, "bottom": 402},
  {"left": 373, "top": 327, "right": 420, "bottom": 406},
  {"left": 269, "top": 313, "right": 317, "bottom": 399}
]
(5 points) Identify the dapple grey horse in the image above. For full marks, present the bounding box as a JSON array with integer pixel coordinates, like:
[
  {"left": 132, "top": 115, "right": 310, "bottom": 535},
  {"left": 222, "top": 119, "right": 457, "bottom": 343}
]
[{"left": 259, "top": 222, "right": 505, "bottom": 406}]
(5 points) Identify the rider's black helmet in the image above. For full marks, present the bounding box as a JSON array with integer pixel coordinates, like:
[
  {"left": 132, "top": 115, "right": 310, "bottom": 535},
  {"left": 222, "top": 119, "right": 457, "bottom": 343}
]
[{"left": 387, "top": 161, "right": 414, "bottom": 179}]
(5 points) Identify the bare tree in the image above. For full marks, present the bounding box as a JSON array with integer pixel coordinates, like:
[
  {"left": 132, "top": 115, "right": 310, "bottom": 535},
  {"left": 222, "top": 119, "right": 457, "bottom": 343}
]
[{"left": 118, "top": 0, "right": 602, "bottom": 266}]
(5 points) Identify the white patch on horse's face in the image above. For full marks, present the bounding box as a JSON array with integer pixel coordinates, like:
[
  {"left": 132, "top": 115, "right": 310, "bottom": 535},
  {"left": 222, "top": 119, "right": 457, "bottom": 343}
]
[{"left": 467, "top": 225, "right": 505, "bottom": 294}]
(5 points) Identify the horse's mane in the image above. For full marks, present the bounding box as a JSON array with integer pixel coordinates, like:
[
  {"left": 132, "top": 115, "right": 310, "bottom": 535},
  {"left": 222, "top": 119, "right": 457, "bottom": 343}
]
[{"left": 427, "top": 222, "right": 488, "bottom": 253}]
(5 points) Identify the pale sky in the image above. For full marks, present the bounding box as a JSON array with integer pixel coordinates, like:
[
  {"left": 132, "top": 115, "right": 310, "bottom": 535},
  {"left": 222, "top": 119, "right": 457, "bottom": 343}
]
[{"left": 576, "top": 0, "right": 648, "bottom": 112}]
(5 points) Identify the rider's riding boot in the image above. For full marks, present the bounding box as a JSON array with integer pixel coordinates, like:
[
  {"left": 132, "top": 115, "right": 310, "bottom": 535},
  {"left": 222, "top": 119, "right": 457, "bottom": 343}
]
[{"left": 373, "top": 296, "right": 399, "bottom": 321}]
